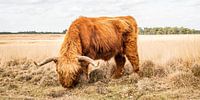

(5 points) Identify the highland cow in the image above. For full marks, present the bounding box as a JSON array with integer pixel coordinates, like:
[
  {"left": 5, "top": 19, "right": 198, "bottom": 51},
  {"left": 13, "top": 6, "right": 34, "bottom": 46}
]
[{"left": 34, "top": 16, "right": 139, "bottom": 88}]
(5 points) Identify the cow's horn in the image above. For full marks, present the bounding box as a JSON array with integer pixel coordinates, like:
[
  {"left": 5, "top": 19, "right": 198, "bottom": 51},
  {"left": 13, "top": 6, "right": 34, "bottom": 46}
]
[
  {"left": 34, "top": 57, "right": 58, "bottom": 66},
  {"left": 77, "top": 56, "right": 99, "bottom": 67}
]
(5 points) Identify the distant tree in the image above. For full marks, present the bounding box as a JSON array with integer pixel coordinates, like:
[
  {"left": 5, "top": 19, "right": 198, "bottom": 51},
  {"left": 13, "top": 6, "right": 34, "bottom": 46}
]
[{"left": 62, "top": 29, "right": 67, "bottom": 34}]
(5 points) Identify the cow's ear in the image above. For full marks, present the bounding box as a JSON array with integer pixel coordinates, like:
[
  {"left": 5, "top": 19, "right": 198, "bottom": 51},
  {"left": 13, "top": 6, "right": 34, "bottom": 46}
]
[{"left": 113, "top": 20, "right": 132, "bottom": 33}]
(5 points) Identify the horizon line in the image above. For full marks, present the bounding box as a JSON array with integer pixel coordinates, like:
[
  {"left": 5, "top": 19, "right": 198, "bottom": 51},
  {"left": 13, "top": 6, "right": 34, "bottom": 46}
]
[{"left": 0, "top": 26, "right": 199, "bottom": 33}]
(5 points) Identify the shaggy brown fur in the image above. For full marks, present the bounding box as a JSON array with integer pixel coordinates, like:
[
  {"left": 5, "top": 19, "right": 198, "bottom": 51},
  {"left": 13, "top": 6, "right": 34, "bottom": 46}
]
[{"left": 56, "top": 16, "right": 139, "bottom": 88}]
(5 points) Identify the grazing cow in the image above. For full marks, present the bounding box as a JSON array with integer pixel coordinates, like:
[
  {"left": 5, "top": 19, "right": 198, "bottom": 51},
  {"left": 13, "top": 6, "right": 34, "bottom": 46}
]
[{"left": 34, "top": 16, "right": 139, "bottom": 88}]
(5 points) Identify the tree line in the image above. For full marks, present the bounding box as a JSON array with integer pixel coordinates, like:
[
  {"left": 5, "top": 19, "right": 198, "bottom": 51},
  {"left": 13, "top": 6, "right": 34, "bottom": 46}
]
[
  {"left": 0, "top": 27, "right": 199, "bottom": 35},
  {"left": 139, "top": 27, "right": 200, "bottom": 35}
]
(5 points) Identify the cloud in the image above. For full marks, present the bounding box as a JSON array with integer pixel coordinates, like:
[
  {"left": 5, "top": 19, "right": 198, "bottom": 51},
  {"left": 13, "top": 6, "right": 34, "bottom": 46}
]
[
  {"left": 0, "top": 0, "right": 62, "bottom": 5},
  {"left": 0, "top": 0, "right": 199, "bottom": 32}
]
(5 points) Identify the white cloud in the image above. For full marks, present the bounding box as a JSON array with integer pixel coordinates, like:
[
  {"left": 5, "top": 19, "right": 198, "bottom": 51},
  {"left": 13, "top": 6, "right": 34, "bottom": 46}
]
[{"left": 0, "top": 0, "right": 199, "bottom": 32}]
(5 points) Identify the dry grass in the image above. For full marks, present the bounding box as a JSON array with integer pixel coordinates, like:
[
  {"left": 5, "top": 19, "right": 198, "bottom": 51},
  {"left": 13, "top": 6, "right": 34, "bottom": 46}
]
[
  {"left": 0, "top": 34, "right": 64, "bottom": 62},
  {"left": 0, "top": 34, "right": 200, "bottom": 99},
  {"left": 139, "top": 35, "right": 200, "bottom": 63}
]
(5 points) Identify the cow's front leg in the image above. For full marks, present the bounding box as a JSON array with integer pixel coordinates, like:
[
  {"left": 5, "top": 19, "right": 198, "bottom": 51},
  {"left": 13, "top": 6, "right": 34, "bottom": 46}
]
[{"left": 79, "top": 61, "right": 89, "bottom": 82}]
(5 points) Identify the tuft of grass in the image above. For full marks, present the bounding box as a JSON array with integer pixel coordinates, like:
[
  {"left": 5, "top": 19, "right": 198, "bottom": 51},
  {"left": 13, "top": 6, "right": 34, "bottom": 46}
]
[
  {"left": 139, "top": 60, "right": 155, "bottom": 78},
  {"left": 191, "top": 63, "right": 200, "bottom": 77},
  {"left": 138, "top": 94, "right": 167, "bottom": 100},
  {"left": 167, "top": 72, "right": 200, "bottom": 88}
]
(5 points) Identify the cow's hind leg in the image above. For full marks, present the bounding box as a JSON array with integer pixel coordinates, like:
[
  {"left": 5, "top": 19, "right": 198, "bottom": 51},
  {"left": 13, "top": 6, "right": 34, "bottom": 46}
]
[
  {"left": 124, "top": 35, "right": 139, "bottom": 73},
  {"left": 112, "top": 54, "right": 126, "bottom": 79}
]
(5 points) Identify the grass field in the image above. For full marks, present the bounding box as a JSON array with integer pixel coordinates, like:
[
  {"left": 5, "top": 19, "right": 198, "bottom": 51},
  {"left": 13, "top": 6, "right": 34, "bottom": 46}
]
[{"left": 0, "top": 34, "right": 200, "bottom": 99}]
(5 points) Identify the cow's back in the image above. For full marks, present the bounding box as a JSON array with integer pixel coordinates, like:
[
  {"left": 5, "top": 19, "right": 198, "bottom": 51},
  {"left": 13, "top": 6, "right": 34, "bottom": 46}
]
[{"left": 73, "top": 16, "right": 134, "bottom": 60}]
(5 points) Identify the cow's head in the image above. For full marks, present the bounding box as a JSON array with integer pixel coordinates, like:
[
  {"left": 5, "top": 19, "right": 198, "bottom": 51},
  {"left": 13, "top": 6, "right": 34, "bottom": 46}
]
[{"left": 34, "top": 56, "right": 98, "bottom": 88}]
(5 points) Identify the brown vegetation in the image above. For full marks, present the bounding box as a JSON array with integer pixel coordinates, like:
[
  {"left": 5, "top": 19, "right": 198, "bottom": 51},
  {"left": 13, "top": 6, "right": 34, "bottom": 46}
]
[{"left": 0, "top": 34, "right": 200, "bottom": 99}]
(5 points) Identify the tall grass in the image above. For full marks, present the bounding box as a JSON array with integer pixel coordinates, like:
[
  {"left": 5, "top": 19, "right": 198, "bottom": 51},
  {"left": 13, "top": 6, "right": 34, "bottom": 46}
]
[
  {"left": 0, "top": 34, "right": 200, "bottom": 64},
  {"left": 0, "top": 34, "right": 64, "bottom": 63},
  {"left": 138, "top": 34, "right": 200, "bottom": 64}
]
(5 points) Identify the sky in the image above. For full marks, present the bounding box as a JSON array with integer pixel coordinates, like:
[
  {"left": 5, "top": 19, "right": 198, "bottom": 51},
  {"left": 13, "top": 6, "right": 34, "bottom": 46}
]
[{"left": 0, "top": 0, "right": 200, "bottom": 32}]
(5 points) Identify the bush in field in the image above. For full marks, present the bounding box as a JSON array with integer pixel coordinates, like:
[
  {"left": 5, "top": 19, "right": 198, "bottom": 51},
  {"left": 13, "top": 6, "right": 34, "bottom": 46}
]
[
  {"left": 191, "top": 63, "right": 200, "bottom": 77},
  {"left": 139, "top": 61, "right": 155, "bottom": 78}
]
